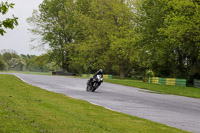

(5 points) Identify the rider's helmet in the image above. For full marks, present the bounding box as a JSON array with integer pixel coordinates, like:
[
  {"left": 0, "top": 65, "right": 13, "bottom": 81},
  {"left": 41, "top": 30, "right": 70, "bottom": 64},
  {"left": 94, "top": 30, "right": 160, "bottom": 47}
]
[{"left": 99, "top": 69, "right": 103, "bottom": 73}]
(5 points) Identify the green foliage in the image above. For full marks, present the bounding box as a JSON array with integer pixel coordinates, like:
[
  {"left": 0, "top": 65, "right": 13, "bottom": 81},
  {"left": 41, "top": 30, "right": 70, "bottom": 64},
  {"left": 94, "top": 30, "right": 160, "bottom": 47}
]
[
  {"left": 0, "top": 2, "right": 18, "bottom": 35},
  {"left": 21, "top": 54, "right": 52, "bottom": 72},
  {"left": 27, "top": 0, "right": 75, "bottom": 71},
  {"left": 0, "top": 54, "right": 7, "bottom": 70},
  {"left": 146, "top": 70, "right": 155, "bottom": 79},
  {"left": 69, "top": 0, "right": 139, "bottom": 77},
  {"left": 28, "top": 0, "right": 141, "bottom": 76},
  {"left": 136, "top": 0, "right": 200, "bottom": 82},
  {"left": 158, "top": 0, "right": 200, "bottom": 78},
  {"left": 27, "top": 0, "right": 200, "bottom": 80},
  {"left": 7, "top": 58, "right": 26, "bottom": 71},
  {"left": 21, "top": 54, "right": 37, "bottom": 71},
  {"left": 2, "top": 49, "right": 19, "bottom": 62},
  {"left": 136, "top": 0, "right": 166, "bottom": 72},
  {"left": 1, "top": 50, "right": 26, "bottom": 71},
  {"left": 0, "top": 50, "right": 53, "bottom": 72}
]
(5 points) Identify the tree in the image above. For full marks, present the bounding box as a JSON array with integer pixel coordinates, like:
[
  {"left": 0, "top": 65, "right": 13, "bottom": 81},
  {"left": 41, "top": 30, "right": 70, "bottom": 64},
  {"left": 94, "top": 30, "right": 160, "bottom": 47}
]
[
  {"left": 135, "top": 0, "right": 167, "bottom": 77},
  {"left": 101, "top": 0, "right": 139, "bottom": 78},
  {"left": 33, "top": 54, "right": 51, "bottom": 72},
  {"left": 69, "top": 0, "right": 139, "bottom": 78},
  {"left": 135, "top": 0, "right": 200, "bottom": 83},
  {"left": 0, "top": 2, "right": 18, "bottom": 35},
  {"left": 20, "top": 54, "right": 37, "bottom": 71},
  {"left": 1, "top": 49, "right": 19, "bottom": 63},
  {"left": 1, "top": 50, "right": 27, "bottom": 71},
  {"left": 27, "top": 0, "right": 75, "bottom": 71},
  {"left": 0, "top": 54, "right": 7, "bottom": 70},
  {"left": 7, "top": 58, "right": 26, "bottom": 71},
  {"left": 158, "top": 0, "right": 200, "bottom": 81},
  {"left": 21, "top": 54, "right": 52, "bottom": 72}
]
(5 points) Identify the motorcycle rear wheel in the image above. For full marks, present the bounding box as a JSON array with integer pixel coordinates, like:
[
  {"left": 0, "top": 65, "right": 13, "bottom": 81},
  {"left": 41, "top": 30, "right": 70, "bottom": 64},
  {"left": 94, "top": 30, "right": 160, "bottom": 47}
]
[{"left": 91, "top": 82, "right": 98, "bottom": 92}]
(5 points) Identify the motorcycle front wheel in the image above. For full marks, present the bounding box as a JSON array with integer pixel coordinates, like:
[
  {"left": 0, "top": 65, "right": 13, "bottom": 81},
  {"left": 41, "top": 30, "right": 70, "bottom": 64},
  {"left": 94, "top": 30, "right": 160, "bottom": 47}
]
[
  {"left": 86, "top": 85, "right": 89, "bottom": 91},
  {"left": 86, "top": 85, "right": 91, "bottom": 91},
  {"left": 91, "top": 82, "right": 98, "bottom": 92}
]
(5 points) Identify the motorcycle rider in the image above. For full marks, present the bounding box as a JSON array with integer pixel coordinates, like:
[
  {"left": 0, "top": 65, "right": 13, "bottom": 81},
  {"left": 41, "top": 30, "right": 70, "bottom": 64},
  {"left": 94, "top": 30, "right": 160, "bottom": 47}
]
[{"left": 88, "top": 69, "right": 103, "bottom": 85}]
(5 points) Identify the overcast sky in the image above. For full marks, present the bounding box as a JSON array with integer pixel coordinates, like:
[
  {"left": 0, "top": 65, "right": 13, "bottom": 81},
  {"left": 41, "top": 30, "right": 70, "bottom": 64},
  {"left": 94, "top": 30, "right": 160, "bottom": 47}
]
[{"left": 0, "top": 0, "right": 44, "bottom": 55}]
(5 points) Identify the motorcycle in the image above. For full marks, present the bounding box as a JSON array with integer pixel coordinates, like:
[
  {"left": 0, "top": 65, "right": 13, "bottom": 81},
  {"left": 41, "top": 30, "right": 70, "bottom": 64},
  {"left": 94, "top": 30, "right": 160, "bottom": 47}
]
[{"left": 86, "top": 75, "right": 103, "bottom": 92}]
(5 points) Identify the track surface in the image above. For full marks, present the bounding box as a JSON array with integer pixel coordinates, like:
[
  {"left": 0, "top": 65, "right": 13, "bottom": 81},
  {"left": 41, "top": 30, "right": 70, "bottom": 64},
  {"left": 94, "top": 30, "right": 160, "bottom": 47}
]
[{"left": 14, "top": 74, "right": 200, "bottom": 132}]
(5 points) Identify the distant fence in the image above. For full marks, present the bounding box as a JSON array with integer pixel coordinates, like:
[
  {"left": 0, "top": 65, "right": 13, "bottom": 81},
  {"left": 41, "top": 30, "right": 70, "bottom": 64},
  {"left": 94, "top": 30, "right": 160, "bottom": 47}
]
[
  {"left": 194, "top": 79, "right": 200, "bottom": 88},
  {"left": 81, "top": 74, "right": 112, "bottom": 79},
  {"left": 149, "top": 77, "right": 186, "bottom": 87}
]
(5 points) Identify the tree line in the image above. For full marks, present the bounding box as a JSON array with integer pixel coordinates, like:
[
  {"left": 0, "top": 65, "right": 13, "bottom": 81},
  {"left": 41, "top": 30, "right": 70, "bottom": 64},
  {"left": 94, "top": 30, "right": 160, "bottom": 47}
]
[
  {"left": 27, "top": 0, "right": 200, "bottom": 83},
  {"left": 0, "top": 49, "right": 58, "bottom": 72}
]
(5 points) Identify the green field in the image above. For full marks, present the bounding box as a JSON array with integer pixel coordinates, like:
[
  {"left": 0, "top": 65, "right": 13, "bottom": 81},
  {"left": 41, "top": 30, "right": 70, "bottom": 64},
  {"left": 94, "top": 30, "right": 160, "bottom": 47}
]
[
  {"left": 0, "top": 74, "right": 188, "bottom": 133},
  {"left": 104, "top": 79, "right": 200, "bottom": 99}
]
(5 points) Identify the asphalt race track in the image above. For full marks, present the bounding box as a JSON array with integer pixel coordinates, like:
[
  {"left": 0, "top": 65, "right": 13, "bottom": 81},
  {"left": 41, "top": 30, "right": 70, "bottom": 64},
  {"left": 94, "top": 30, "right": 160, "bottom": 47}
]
[{"left": 13, "top": 74, "right": 200, "bottom": 132}]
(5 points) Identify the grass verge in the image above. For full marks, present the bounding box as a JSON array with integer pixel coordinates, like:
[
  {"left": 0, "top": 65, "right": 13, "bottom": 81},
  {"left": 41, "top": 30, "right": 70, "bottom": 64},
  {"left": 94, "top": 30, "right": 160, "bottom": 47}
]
[
  {"left": 0, "top": 71, "right": 52, "bottom": 76},
  {"left": 0, "top": 74, "right": 188, "bottom": 133},
  {"left": 104, "top": 79, "right": 200, "bottom": 99}
]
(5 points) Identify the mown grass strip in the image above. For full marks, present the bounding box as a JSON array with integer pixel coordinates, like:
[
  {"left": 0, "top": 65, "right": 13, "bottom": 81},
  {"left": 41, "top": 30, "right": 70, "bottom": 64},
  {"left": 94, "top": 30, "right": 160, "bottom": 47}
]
[
  {"left": 0, "top": 74, "right": 188, "bottom": 133},
  {"left": 104, "top": 79, "right": 200, "bottom": 99}
]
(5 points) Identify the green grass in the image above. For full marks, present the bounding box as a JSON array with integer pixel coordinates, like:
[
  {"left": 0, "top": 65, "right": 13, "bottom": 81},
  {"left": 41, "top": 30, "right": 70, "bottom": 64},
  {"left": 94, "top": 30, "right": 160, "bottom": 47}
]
[
  {"left": 104, "top": 79, "right": 200, "bottom": 98},
  {"left": 0, "top": 74, "right": 188, "bottom": 133},
  {"left": 0, "top": 70, "right": 52, "bottom": 76}
]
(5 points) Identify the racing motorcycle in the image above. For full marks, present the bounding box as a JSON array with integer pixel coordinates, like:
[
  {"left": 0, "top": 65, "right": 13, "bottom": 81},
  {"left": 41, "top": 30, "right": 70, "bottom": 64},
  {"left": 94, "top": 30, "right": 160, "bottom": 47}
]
[{"left": 86, "top": 75, "right": 103, "bottom": 92}]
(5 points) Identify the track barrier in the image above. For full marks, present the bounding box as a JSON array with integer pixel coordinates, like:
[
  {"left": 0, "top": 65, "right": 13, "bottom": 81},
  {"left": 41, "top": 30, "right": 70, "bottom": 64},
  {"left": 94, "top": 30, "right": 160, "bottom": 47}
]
[
  {"left": 149, "top": 77, "right": 186, "bottom": 86},
  {"left": 81, "top": 74, "right": 112, "bottom": 79}
]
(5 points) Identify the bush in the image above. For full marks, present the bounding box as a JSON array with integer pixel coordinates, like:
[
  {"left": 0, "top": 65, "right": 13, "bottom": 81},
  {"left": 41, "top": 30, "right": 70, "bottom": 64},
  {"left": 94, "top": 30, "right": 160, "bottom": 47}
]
[
  {"left": 0, "top": 59, "right": 7, "bottom": 70},
  {"left": 145, "top": 69, "right": 155, "bottom": 81}
]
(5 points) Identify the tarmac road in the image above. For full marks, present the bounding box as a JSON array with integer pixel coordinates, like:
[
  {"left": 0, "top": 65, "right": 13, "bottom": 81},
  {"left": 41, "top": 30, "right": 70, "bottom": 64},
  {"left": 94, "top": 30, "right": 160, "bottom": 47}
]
[{"left": 13, "top": 73, "right": 200, "bottom": 132}]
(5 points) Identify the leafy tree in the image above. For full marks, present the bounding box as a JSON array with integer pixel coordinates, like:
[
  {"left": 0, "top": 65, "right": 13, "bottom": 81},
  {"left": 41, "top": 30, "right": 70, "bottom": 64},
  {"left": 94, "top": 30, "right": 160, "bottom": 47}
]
[
  {"left": 21, "top": 54, "right": 52, "bottom": 72},
  {"left": 70, "top": 0, "right": 139, "bottom": 78},
  {"left": 33, "top": 54, "right": 51, "bottom": 72},
  {"left": 1, "top": 49, "right": 19, "bottom": 63},
  {"left": 0, "top": 2, "right": 18, "bottom": 35},
  {"left": 27, "top": 0, "right": 200, "bottom": 80},
  {"left": 27, "top": 0, "right": 75, "bottom": 71},
  {"left": 7, "top": 58, "right": 26, "bottom": 71},
  {"left": 0, "top": 54, "right": 7, "bottom": 70},
  {"left": 103, "top": 0, "right": 139, "bottom": 78},
  {"left": 46, "top": 61, "right": 59, "bottom": 71},
  {"left": 158, "top": 0, "right": 200, "bottom": 78},
  {"left": 135, "top": 0, "right": 167, "bottom": 77},
  {"left": 136, "top": 0, "right": 200, "bottom": 83},
  {"left": 28, "top": 0, "right": 140, "bottom": 77},
  {"left": 1, "top": 50, "right": 26, "bottom": 71},
  {"left": 20, "top": 54, "right": 37, "bottom": 71}
]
